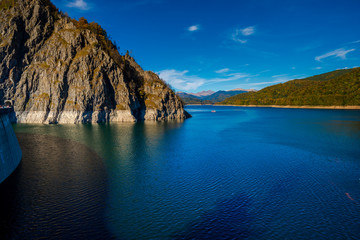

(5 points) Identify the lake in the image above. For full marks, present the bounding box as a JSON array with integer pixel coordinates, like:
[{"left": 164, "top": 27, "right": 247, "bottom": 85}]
[{"left": 1, "top": 105, "right": 360, "bottom": 239}]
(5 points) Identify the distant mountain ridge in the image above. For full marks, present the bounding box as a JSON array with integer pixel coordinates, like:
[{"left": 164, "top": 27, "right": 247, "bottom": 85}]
[
  {"left": 178, "top": 89, "right": 255, "bottom": 104},
  {"left": 220, "top": 68, "right": 360, "bottom": 106},
  {"left": 229, "top": 88, "right": 257, "bottom": 92},
  {"left": 189, "top": 90, "right": 215, "bottom": 97}
]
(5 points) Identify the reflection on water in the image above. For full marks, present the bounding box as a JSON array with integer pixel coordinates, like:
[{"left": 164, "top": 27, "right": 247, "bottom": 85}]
[
  {"left": 0, "top": 134, "right": 113, "bottom": 239},
  {"left": 7, "top": 107, "right": 360, "bottom": 239},
  {"left": 322, "top": 120, "right": 360, "bottom": 138}
]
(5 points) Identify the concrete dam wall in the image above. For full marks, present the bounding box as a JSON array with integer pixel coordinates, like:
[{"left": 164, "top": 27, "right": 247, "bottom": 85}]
[{"left": 0, "top": 109, "right": 22, "bottom": 183}]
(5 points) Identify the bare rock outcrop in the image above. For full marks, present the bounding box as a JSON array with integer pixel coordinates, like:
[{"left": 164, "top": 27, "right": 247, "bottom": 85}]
[{"left": 0, "top": 0, "right": 190, "bottom": 123}]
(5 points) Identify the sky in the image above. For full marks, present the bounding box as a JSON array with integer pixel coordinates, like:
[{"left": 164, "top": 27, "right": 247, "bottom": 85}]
[{"left": 52, "top": 0, "right": 360, "bottom": 93}]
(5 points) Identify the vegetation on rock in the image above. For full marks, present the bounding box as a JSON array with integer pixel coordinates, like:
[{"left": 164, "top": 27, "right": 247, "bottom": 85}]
[{"left": 0, "top": 0, "right": 16, "bottom": 9}]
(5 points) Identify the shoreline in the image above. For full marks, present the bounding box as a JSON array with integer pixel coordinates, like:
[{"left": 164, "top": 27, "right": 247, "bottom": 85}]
[
  {"left": 185, "top": 104, "right": 213, "bottom": 106},
  {"left": 187, "top": 104, "right": 360, "bottom": 110}
]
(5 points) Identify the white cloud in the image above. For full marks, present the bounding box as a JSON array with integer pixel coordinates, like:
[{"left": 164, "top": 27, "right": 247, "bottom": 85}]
[
  {"left": 159, "top": 70, "right": 204, "bottom": 91},
  {"left": 231, "top": 26, "right": 255, "bottom": 44},
  {"left": 188, "top": 25, "right": 200, "bottom": 32},
  {"left": 232, "top": 38, "right": 247, "bottom": 44},
  {"left": 158, "top": 69, "right": 248, "bottom": 91},
  {"left": 315, "top": 48, "right": 355, "bottom": 61},
  {"left": 208, "top": 72, "right": 249, "bottom": 83},
  {"left": 66, "top": 0, "right": 90, "bottom": 10},
  {"left": 215, "top": 68, "right": 230, "bottom": 74},
  {"left": 313, "top": 67, "right": 322, "bottom": 70},
  {"left": 240, "top": 26, "right": 255, "bottom": 36},
  {"left": 231, "top": 29, "right": 246, "bottom": 43}
]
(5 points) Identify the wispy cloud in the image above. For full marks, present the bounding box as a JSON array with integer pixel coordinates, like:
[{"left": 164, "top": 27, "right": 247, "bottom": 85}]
[
  {"left": 231, "top": 26, "right": 255, "bottom": 44},
  {"left": 208, "top": 72, "right": 249, "bottom": 83},
  {"left": 159, "top": 70, "right": 204, "bottom": 91},
  {"left": 243, "top": 79, "right": 286, "bottom": 87},
  {"left": 158, "top": 69, "right": 248, "bottom": 91},
  {"left": 271, "top": 73, "right": 307, "bottom": 82},
  {"left": 241, "top": 73, "right": 307, "bottom": 89},
  {"left": 232, "top": 37, "right": 247, "bottom": 44},
  {"left": 215, "top": 68, "right": 230, "bottom": 74},
  {"left": 188, "top": 25, "right": 200, "bottom": 32},
  {"left": 315, "top": 48, "right": 355, "bottom": 61},
  {"left": 272, "top": 74, "right": 288, "bottom": 78},
  {"left": 66, "top": 0, "right": 90, "bottom": 10},
  {"left": 240, "top": 26, "right": 255, "bottom": 36},
  {"left": 313, "top": 67, "right": 322, "bottom": 70},
  {"left": 231, "top": 29, "right": 246, "bottom": 43}
]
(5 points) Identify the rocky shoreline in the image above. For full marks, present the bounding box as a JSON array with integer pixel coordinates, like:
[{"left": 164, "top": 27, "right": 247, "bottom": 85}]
[{"left": 12, "top": 109, "right": 190, "bottom": 124}]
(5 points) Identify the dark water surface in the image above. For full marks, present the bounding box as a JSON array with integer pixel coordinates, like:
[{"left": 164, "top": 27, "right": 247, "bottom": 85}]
[
  {"left": 2, "top": 106, "right": 360, "bottom": 239},
  {"left": 0, "top": 134, "right": 113, "bottom": 239}
]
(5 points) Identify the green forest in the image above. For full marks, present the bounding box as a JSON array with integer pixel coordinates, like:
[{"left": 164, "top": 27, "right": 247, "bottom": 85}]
[{"left": 220, "top": 68, "right": 360, "bottom": 106}]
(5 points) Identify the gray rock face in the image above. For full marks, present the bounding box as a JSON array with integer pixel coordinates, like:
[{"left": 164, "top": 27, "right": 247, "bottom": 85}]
[{"left": 0, "top": 0, "right": 190, "bottom": 123}]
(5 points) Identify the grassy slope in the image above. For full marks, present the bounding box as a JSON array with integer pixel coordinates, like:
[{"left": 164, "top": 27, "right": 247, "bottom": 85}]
[{"left": 220, "top": 68, "right": 360, "bottom": 106}]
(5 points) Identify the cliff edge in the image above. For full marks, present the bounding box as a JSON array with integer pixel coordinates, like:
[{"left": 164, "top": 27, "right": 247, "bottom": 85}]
[{"left": 0, "top": 0, "right": 190, "bottom": 123}]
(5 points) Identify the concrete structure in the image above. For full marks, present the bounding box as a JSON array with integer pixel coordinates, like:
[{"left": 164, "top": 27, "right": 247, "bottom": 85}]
[{"left": 0, "top": 108, "right": 22, "bottom": 183}]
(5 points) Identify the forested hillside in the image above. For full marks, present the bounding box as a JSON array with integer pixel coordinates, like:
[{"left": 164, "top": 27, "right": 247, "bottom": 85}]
[{"left": 220, "top": 68, "right": 360, "bottom": 106}]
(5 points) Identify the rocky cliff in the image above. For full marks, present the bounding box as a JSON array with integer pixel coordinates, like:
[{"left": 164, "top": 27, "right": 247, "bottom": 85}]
[{"left": 0, "top": 0, "right": 190, "bottom": 123}]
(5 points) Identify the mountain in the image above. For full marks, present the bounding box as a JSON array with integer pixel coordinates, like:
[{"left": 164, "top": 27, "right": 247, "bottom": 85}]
[
  {"left": 189, "top": 90, "right": 215, "bottom": 97},
  {"left": 201, "top": 90, "right": 248, "bottom": 102},
  {"left": 228, "top": 88, "right": 257, "bottom": 92},
  {"left": 176, "top": 92, "right": 210, "bottom": 104},
  {"left": 220, "top": 68, "right": 360, "bottom": 106},
  {"left": 0, "top": 0, "right": 189, "bottom": 123},
  {"left": 178, "top": 89, "right": 254, "bottom": 105}
]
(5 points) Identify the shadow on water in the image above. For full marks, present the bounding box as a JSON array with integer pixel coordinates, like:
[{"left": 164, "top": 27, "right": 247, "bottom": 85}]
[
  {"left": 173, "top": 194, "right": 258, "bottom": 240},
  {"left": 0, "top": 133, "right": 114, "bottom": 239},
  {"left": 0, "top": 163, "right": 21, "bottom": 239}
]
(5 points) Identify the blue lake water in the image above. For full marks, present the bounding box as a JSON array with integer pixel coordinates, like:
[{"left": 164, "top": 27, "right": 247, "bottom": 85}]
[{"left": 2, "top": 105, "right": 360, "bottom": 239}]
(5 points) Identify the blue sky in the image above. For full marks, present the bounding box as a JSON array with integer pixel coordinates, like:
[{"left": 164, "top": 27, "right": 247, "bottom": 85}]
[{"left": 52, "top": 0, "right": 360, "bottom": 92}]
